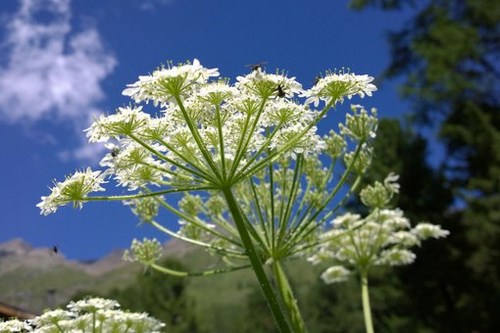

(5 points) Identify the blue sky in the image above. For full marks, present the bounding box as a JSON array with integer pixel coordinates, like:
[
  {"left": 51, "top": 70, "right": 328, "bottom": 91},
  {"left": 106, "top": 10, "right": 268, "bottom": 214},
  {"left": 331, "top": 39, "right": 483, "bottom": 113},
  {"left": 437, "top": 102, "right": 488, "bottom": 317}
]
[{"left": 0, "top": 0, "right": 414, "bottom": 260}]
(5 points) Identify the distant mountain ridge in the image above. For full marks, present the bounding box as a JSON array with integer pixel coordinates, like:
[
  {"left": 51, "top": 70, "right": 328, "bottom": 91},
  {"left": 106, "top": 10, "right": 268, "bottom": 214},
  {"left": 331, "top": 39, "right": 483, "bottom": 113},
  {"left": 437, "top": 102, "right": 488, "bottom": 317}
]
[
  {"left": 0, "top": 238, "right": 320, "bottom": 332},
  {"left": 0, "top": 237, "right": 194, "bottom": 314},
  {"left": 0, "top": 238, "right": 126, "bottom": 276}
]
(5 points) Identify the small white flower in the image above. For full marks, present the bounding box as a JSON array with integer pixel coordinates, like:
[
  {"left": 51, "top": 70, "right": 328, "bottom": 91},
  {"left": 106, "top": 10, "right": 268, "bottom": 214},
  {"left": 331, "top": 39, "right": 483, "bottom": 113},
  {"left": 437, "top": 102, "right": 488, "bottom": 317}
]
[
  {"left": 379, "top": 209, "right": 411, "bottom": 229},
  {"left": 123, "top": 58, "right": 219, "bottom": 106},
  {"left": 236, "top": 69, "right": 303, "bottom": 98},
  {"left": 0, "top": 319, "right": 33, "bottom": 332},
  {"left": 303, "top": 71, "right": 377, "bottom": 106},
  {"left": 31, "top": 309, "right": 73, "bottom": 327},
  {"left": 198, "top": 81, "right": 238, "bottom": 104},
  {"left": 386, "top": 231, "right": 420, "bottom": 247},
  {"left": 14, "top": 297, "right": 166, "bottom": 332},
  {"left": 320, "top": 265, "right": 351, "bottom": 284},
  {"left": 85, "top": 105, "right": 151, "bottom": 143},
  {"left": 37, "top": 168, "right": 107, "bottom": 215},
  {"left": 384, "top": 172, "right": 400, "bottom": 194},
  {"left": 412, "top": 223, "right": 450, "bottom": 240},
  {"left": 376, "top": 248, "right": 416, "bottom": 266},
  {"left": 332, "top": 213, "right": 362, "bottom": 228},
  {"left": 67, "top": 298, "right": 120, "bottom": 313}
]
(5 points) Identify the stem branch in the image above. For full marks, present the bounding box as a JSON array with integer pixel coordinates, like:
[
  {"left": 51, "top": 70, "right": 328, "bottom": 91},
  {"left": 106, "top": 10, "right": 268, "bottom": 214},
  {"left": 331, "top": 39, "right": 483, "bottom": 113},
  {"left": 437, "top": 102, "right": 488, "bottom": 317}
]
[{"left": 222, "top": 187, "right": 291, "bottom": 333}]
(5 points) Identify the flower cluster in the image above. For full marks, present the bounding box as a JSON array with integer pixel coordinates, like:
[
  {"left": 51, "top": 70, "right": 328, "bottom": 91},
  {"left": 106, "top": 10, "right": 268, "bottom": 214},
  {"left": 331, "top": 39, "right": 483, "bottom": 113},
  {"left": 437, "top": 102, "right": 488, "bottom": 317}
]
[
  {"left": 37, "top": 168, "right": 106, "bottom": 216},
  {"left": 38, "top": 59, "right": 378, "bottom": 215},
  {"left": 167, "top": 113, "right": 377, "bottom": 265},
  {"left": 123, "top": 238, "right": 163, "bottom": 266},
  {"left": 35, "top": 59, "right": 450, "bottom": 333},
  {"left": 308, "top": 174, "right": 449, "bottom": 284},
  {"left": 123, "top": 59, "right": 220, "bottom": 106},
  {"left": 0, "top": 297, "right": 165, "bottom": 333},
  {"left": 304, "top": 70, "right": 377, "bottom": 107},
  {"left": 0, "top": 319, "right": 32, "bottom": 333}
]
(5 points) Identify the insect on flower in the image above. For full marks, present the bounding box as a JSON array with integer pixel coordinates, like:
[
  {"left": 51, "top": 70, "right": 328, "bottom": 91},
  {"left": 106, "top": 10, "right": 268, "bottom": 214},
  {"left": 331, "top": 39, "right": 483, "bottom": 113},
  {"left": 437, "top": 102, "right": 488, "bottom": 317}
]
[
  {"left": 246, "top": 61, "right": 267, "bottom": 72},
  {"left": 276, "top": 84, "right": 286, "bottom": 98},
  {"left": 111, "top": 148, "right": 120, "bottom": 158}
]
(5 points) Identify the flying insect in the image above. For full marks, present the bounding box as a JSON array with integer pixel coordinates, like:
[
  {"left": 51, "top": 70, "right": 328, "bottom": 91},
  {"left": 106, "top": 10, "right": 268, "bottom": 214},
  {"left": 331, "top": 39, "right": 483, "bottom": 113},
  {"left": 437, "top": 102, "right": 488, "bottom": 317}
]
[
  {"left": 50, "top": 245, "right": 59, "bottom": 256},
  {"left": 246, "top": 61, "right": 267, "bottom": 72}
]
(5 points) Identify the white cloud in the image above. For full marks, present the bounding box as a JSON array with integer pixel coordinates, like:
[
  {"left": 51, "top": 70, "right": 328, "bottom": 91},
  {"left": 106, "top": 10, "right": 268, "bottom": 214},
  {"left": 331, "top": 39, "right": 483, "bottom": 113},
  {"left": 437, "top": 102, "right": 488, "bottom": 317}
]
[
  {"left": 58, "top": 112, "right": 107, "bottom": 164},
  {"left": 0, "top": 0, "right": 116, "bottom": 124}
]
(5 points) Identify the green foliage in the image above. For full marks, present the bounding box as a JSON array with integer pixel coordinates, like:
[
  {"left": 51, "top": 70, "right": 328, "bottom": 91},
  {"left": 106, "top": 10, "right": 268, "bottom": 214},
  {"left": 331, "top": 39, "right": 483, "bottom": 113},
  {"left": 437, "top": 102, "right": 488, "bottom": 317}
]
[
  {"left": 242, "top": 286, "right": 279, "bottom": 333},
  {"left": 344, "top": 0, "right": 500, "bottom": 331}
]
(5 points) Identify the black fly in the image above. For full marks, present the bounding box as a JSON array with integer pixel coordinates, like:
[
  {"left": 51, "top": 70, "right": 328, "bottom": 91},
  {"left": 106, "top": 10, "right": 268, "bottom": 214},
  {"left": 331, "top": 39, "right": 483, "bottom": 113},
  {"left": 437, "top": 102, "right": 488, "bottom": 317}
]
[
  {"left": 276, "top": 84, "right": 286, "bottom": 98},
  {"left": 246, "top": 61, "right": 267, "bottom": 72},
  {"left": 111, "top": 148, "right": 120, "bottom": 158}
]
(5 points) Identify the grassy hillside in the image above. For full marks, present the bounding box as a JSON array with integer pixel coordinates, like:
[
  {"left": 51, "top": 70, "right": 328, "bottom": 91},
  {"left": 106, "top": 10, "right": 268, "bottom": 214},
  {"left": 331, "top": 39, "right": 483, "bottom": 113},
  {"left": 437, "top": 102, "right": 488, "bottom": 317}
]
[{"left": 0, "top": 240, "right": 326, "bottom": 332}]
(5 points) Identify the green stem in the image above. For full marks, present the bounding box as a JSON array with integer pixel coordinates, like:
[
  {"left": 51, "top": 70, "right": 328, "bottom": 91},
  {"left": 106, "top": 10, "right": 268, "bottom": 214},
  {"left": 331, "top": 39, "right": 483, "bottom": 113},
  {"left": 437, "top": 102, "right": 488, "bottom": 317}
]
[
  {"left": 150, "top": 262, "right": 250, "bottom": 277},
  {"left": 221, "top": 187, "right": 292, "bottom": 333},
  {"left": 272, "top": 260, "right": 307, "bottom": 333},
  {"left": 149, "top": 219, "right": 246, "bottom": 258},
  {"left": 83, "top": 185, "right": 216, "bottom": 202},
  {"left": 54, "top": 322, "right": 65, "bottom": 333},
  {"left": 360, "top": 270, "right": 375, "bottom": 333},
  {"left": 154, "top": 196, "right": 242, "bottom": 247},
  {"left": 237, "top": 100, "right": 336, "bottom": 181},
  {"left": 174, "top": 95, "right": 223, "bottom": 182}
]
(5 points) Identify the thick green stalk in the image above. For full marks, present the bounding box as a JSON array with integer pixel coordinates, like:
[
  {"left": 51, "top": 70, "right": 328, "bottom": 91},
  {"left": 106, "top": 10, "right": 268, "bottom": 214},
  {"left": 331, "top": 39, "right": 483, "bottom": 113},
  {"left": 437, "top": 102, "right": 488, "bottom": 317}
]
[
  {"left": 221, "top": 187, "right": 292, "bottom": 333},
  {"left": 360, "top": 270, "right": 375, "bottom": 333},
  {"left": 272, "top": 260, "right": 307, "bottom": 333}
]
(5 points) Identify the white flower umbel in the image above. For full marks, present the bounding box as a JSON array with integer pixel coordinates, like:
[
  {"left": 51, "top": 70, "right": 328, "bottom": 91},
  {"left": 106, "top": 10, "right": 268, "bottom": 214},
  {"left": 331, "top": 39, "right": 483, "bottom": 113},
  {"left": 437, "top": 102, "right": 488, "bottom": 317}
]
[
  {"left": 1, "top": 297, "right": 165, "bottom": 333},
  {"left": 38, "top": 59, "right": 380, "bottom": 333},
  {"left": 37, "top": 167, "right": 107, "bottom": 215},
  {"left": 39, "top": 60, "right": 376, "bottom": 215},
  {"left": 321, "top": 265, "right": 351, "bottom": 284},
  {"left": 0, "top": 319, "right": 33, "bottom": 333},
  {"left": 123, "top": 59, "right": 219, "bottom": 107},
  {"left": 303, "top": 70, "right": 377, "bottom": 107},
  {"left": 311, "top": 174, "right": 449, "bottom": 333}
]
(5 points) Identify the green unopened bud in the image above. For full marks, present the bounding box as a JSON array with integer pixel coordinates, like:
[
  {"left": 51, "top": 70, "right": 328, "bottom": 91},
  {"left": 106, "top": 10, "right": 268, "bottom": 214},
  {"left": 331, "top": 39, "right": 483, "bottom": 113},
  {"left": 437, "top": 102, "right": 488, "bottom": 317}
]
[
  {"left": 344, "top": 145, "right": 372, "bottom": 174},
  {"left": 339, "top": 105, "right": 378, "bottom": 142},
  {"left": 179, "top": 194, "right": 203, "bottom": 216},
  {"left": 360, "top": 181, "right": 391, "bottom": 209},
  {"left": 125, "top": 195, "right": 160, "bottom": 223},
  {"left": 205, "top": 194, "right": 226, "bottom": 216},
  {"left": 123, "top": 238, "right": 162, "bottom": 266},
  {"left": 324, "top": 130, "right": 346, "bottom": 158},
  {"left": 360, "top": 173, "right": 401, "bottom": 209}
]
